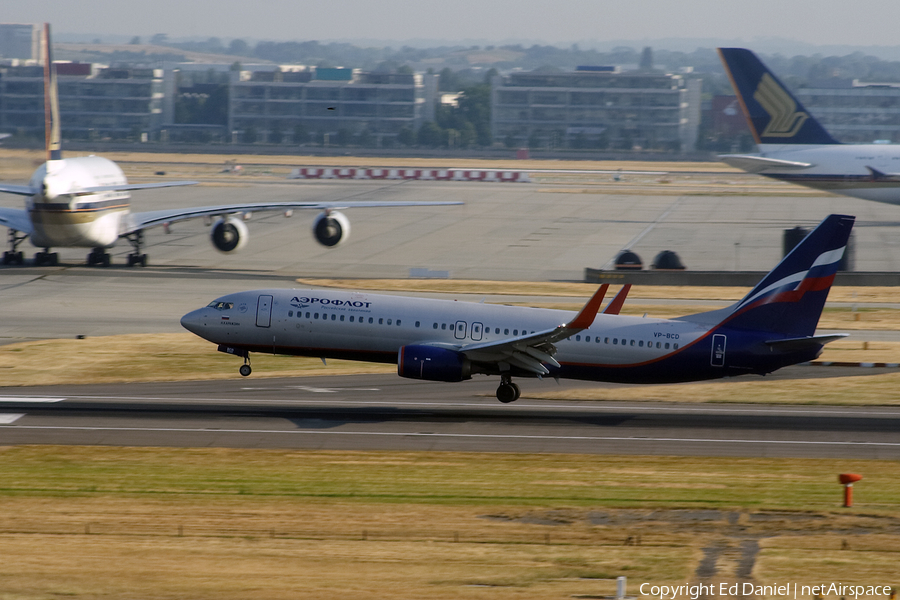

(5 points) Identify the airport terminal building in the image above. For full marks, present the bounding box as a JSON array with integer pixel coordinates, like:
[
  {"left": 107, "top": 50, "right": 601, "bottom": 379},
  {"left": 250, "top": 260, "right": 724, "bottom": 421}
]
[
  {"left": 796, "top": 81, "right": 900, "bottom": 143},
  {"left": 0, "top": 63, "right": 163, "bottom": 141},
  {"left": 227, "top": 67, "right": 436, "bottom": 146},
  {"left": 491, "top": 67, "right": 702, "bottom": 152}
]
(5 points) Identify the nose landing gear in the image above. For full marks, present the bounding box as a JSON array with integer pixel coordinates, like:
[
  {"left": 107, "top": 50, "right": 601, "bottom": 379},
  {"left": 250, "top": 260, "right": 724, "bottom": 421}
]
[
  {"left": 496, "top": 374, "right": 521, "bottom": 403},
  {"left": 239, "top": 354, "right": 252, "bottom": 377}
]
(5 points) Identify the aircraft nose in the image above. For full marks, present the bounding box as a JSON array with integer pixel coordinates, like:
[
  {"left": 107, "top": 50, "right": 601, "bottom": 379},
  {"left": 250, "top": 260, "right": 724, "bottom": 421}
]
[{"left": 180, "top": 308, "right": 207, "bottom": 336}]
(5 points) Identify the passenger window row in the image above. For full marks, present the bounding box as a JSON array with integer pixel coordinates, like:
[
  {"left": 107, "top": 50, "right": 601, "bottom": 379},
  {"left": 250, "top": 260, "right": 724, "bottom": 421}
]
[
  {"left": 570, "top": 333, "right": 679, "bottom": 350},
  {"left": 286, "top": 310, "right": 401, "bottom": 326},
  {"left": 430, "top": 323, "right": 534, "bottom": 336}
]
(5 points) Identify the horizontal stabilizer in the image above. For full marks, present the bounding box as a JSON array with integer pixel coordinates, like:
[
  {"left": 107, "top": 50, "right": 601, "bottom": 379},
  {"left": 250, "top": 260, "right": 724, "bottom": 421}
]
[
  {"left": 765, "top": 334, "right": 848, "bottom": 351},
  {"left": 719, "top": 154, "right": 813, "bottom": 173},
  {"left": 866, "top": 166, "right": 900, "bottom": 182}
]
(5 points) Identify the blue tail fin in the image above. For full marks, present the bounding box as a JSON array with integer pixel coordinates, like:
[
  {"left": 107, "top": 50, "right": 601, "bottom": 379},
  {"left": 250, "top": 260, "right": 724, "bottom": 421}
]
[
  {"left": 717, "top": 214, "right": 854, "bottom": 338},
  {"left": 718, "top": 48, "right": 838, "bottom": 146}
]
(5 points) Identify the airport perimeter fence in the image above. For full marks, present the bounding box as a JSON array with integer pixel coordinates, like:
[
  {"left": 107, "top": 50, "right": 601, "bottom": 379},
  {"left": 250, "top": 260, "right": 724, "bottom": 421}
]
[{"left": 0, "top": 518, "right": 656, "bottom": 548}]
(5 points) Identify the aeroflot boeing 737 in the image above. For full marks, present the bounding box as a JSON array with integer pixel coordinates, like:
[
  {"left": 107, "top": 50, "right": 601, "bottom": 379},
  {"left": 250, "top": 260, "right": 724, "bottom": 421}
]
[
  {"left": 719, "top": 48, "right": 900, "bottom": 204},
  {"left": 0, "top": 24, "right": 459, "bottom": 267},
  {"left": 182, "top": 214, "right": 854, "bottom": 402}
]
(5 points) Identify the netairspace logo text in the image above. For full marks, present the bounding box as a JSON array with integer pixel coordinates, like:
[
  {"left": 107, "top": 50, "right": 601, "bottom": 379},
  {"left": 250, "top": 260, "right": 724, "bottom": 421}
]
[{"left": 639, "top": 582, "right": 893, "bottom": 600}]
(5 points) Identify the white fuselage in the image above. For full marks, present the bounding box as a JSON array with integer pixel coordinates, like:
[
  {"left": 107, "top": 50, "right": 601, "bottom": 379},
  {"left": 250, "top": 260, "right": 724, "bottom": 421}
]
[
  {"left": 736, "top": 143, "right": 900, "bottom": 204},
  {"left": 26, "top": 156, "right": 130, "bottom": 248},
  {"left": 182, "top": 288, "right": 708, "bottom": 370}
]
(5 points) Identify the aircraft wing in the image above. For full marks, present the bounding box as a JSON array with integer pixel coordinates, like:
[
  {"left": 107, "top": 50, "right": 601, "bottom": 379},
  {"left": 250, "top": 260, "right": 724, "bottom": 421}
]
[
  {"left": 122, "top": 200, "right": 463, "bottom": 235},
  {"left": 455, "top": 285, "right": 609, "bottom": 376},
  {"left": 0, "top": 181, "right": 196, "bottom": 196},
  {"left": 0, "top": 184, "right": 38, "bottom": 196},
  {"left": 78, "top": 181, "right": 198, "bottom": 193},
  {"left": 719, "top": 154, "right": 813, "bottom": 173},
  {"left": 0, "top": 207, "right": 33, "bottom": 234}
]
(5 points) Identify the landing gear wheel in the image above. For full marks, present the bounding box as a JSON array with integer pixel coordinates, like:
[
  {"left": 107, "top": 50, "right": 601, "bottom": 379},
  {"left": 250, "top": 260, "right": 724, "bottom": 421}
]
[
  {"left": 239, "top": 364, "right": 252, "bottom": 377},
  {"left": 34, "top": 250, "right": 57, "bottom": 266},
  {"left": 87, "top": 248, "right": 111, "bottom": 267},
  {"left": 124, "top": 231, "right": 147, "bottom": 268},
  {"left": 496, "top": 382, "right": 519, "bottom": 403},
  {"left": 4, "top": 231, "right": 28, "bottom": 266},
  {"left": 127, "top": 253, "right": 147, "bottom": 267}
]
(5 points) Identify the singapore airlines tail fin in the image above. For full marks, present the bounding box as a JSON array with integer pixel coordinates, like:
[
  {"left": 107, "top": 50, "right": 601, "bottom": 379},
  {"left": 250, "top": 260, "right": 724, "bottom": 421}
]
[
  {"left": 685, "top": 214, "right": 854, "bottom": 340},
  {"left": 42, "top": 23, "right": 62, "bottom": 161},
  {"left": 718, "top": 48, "right": 838, "bottom": 146}
]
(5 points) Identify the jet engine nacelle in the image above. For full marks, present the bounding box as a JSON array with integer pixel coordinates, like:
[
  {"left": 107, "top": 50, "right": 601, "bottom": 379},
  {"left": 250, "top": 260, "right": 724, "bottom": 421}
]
[
  {"left": 398, "top": 345, "right": 471, "bottom": 382},
  {"left": 312, "top": 210, "right": 350, "bottom": 247},
  {"left": 210, "top": 216, "right": 249, "bottom": 253}
]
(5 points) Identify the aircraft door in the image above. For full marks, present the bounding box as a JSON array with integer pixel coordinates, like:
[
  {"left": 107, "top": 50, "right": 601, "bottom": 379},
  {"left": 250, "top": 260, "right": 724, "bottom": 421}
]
[
  {"left": 256, "top": 295, "right": 273, "bottom": 328},
  {"left": 711, "top": 334, "right": 726, "bottom": 367},
  {"left": 454, "top": 320, "right": 467, "bottom": 340},
  {"left": 471, "top": 322, "right": 483, "bottom": 341}
]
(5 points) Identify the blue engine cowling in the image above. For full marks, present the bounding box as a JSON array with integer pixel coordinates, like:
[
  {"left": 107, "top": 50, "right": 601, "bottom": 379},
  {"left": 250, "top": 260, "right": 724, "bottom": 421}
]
[{"left": 398, "top": 345, "right": 471, "bottom": 382}]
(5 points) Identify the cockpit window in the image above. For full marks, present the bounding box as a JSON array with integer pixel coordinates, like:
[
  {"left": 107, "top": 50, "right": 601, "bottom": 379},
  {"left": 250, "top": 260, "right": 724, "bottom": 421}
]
[{"left": 206, "top": 301, "right": 234, "bottom": 310}]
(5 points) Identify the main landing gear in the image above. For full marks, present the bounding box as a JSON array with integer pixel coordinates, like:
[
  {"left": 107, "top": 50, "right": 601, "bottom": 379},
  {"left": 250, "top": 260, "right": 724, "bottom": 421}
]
[
  {"left": 124, "top": 230, "right": 148, "bottom": 267},
  {"left": 2, "top": 230, "right": 27, "bottom": 265},
  {"left": 34, "top": 248, "right": 58, "bottom": 266},
  {"left": 87, "top": 247, "right": 111, "bottom": 267},
  {"left": 496, "top": 374, "right": 521, "bottom": 403}
]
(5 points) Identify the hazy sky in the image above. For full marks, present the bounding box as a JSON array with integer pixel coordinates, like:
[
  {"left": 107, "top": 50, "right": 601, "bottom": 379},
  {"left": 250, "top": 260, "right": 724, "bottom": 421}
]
[{"left": 7, "top": 0, "right": 900, "bottom": 48}]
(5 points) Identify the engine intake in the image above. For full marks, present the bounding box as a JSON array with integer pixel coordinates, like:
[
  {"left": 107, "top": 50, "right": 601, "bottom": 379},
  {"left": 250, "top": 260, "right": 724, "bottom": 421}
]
[
  {"left": 210, "top": 217, "right": 249, "bottom": 253},
  {"left": 312, "top": 210, "right": 350, "bottom": 247},
  {"left": 398, "top": 345, "right": 471, "bottom": 382}
]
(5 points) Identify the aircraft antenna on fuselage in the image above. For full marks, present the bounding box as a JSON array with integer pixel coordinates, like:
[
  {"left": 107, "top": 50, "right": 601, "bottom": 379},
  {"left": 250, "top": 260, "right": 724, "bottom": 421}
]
[{"left": 42, "top": 23, "right": 61, "bottom": 161}]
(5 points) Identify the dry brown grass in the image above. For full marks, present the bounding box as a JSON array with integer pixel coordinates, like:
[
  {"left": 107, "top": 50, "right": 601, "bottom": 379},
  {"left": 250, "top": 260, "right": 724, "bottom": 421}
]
[
  {"left": 1, "top": 447, "right": 899, "bottom": 597},
  {"left": 0, "top": 333, "right": 392, "bottom": 387},
  {"left": 2, "top": 305, "right": 900, "bottom": 395}
]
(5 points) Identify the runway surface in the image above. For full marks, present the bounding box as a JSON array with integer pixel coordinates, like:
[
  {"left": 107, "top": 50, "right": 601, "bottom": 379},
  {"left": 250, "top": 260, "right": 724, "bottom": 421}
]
[{"left": 1, "top": 372, "right": 899, "bottom": 459}]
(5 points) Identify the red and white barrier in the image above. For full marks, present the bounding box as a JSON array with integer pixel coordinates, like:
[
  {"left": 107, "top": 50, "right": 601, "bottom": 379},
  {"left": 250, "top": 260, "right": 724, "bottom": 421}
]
[{"left": 289, "top": 167, "right": 531, "bottom": 183}]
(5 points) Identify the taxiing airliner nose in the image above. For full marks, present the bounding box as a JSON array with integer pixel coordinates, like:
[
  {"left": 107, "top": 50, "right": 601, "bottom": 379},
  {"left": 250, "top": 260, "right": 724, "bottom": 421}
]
[{"left": 180, "top": 308, "right": 206, "bottom": 336}]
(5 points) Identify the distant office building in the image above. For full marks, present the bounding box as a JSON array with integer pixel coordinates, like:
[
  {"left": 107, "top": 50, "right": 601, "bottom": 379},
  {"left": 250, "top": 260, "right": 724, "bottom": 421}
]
[
  {"left": 796, "top": 81, "right": 900, "bottom": 143},
  {"left": 228, "top": 67, "right": 434, "bottom": 145},
  {"left": 0, "top": 24, "right": 40, "bottom": 60},
  {"left": 0, "top": 63, "right": 163, "bottom": 141},
  {"left": 491, "top": 66, "right": 702, "bottom": 152},
  {"left": 711, "top": 83, "right": 900, "bottom": 145}
]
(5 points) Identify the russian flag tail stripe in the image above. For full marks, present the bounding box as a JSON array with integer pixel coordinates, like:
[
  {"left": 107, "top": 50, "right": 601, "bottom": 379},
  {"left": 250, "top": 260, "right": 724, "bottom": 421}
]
[{"left": 717, "top": 214, "right": 854, "bottom": 338}]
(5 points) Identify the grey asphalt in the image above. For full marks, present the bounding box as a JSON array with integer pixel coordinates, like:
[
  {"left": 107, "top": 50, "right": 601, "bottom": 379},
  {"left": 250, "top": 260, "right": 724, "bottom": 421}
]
[
  {"left": 1, "top": 372, "right": 899, "bottom": 459},
  {"left": 3, "top": 177, "right": 900, "bottom": 279}
]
